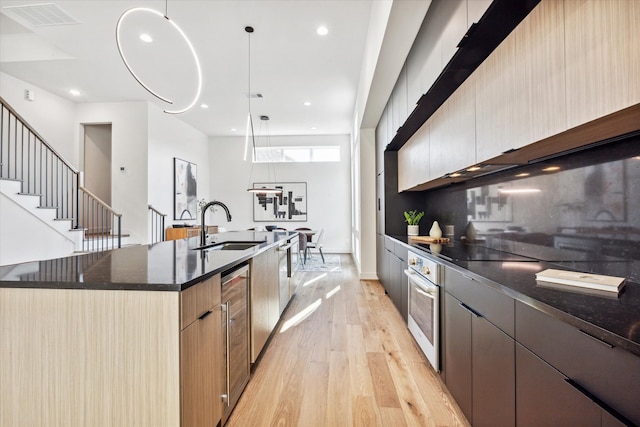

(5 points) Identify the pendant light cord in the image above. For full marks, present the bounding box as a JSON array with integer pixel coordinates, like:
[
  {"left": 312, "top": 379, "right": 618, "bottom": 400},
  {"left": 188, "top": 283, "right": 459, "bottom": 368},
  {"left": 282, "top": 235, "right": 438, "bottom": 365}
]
[{"left": 165, "top": 0, "right": 168, "bottom": 17}]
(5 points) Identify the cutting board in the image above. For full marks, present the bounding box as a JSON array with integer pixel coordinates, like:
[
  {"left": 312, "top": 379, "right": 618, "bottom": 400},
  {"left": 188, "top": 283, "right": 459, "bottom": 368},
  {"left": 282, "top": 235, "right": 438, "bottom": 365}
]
[{"left": 409, "top": 236, "right": 450, "bottom": 244}]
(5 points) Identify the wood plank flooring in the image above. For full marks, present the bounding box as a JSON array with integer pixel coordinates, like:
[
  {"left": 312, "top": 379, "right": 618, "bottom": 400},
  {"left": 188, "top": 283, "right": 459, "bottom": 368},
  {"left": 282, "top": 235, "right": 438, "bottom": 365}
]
[{"left": 227, "top": 254, "right": 469, "bottom": 427}]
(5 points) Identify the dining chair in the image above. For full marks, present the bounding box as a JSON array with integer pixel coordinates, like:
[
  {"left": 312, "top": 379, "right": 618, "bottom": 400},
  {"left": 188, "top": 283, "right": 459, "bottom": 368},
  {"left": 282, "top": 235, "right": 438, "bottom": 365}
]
[
  {"left": 297, "top": 232, "right": 308, "bottom": 265},
  {"left": 295, "top": 227, "right": 313, "bottom": 242},
  {"left": 306, "top": 228, "right": 325, "bottom": 263}
]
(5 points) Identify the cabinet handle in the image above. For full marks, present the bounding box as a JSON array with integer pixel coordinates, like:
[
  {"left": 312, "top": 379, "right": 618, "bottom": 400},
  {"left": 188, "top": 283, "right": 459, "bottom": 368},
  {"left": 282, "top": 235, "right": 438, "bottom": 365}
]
[
  {"left": 577, "top": 329, "right": 614, "bottom": 349},
  {"left": 461, "top": 273, "right": 475, "bottom": 282},
  {"left": 198, "top": 310, "right": 212, "bottom": 320},
  {"left": 564, "top": 378, "right": 632, "bottom": 424},
  {"left": 223, "top": 301, "right": 230, "bottom": 406},
  {"left": 458, "top": 302, "right": 482, "bottom": 318}
]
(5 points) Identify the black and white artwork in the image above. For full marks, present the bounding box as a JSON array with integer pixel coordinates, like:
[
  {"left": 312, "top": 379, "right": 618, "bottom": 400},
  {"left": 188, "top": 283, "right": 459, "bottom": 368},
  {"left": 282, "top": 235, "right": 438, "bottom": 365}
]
[
  {"left": 252, "top": 182, "right": 307, "bottom": 222},
  {"left": 174, "top": 158, "right": 197, "bottom": 220},
  {"left": 467, "top": 184, "right": 512, "bottom": 222}
]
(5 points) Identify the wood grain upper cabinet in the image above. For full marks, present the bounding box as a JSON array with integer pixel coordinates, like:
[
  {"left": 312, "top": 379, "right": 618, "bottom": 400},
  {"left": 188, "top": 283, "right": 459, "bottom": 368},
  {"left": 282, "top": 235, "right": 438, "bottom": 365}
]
[
  {"left": 565, "top": 0, "right": 640, "bottom": 129},
  {"left": 429, "top": 75, "right": 476, "bottom": 179},
  {"left": 180, "top": 274, "right": 222, "bottom": 427},
  {"left": 516, "top": 0, "right": 567, "bottom": 143},
  {"left": 398, "top": 122, "right": 429, "bottom": 192},
  {"left": 475, "top": 33, "right": 526, "bottom": 161},
  {"left": 250, "top": 246, "right": 280, "bottom": 363}
]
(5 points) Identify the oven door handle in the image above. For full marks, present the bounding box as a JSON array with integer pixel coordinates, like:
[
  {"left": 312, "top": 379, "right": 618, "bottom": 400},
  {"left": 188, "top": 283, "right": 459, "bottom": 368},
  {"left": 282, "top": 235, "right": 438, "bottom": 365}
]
[
  {"left": 404, "top": 269, "right": 438, "bottom": 296},
  {"left": 414, "top": 285, "right": 436, "bottom": 300}
]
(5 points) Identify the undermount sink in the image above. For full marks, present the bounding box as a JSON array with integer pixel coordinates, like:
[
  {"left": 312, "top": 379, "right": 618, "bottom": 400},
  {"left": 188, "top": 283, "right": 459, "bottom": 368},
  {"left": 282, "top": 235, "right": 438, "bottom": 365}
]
[{"left": 194, "top": 241, "right": 264, "bottom": 251}]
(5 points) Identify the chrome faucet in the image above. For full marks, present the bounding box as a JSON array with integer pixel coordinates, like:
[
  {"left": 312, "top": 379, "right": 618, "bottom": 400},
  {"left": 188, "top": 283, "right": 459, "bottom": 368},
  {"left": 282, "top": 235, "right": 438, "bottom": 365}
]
[{"left": 201, "top": 200, "right": 232, "bottom": 245}]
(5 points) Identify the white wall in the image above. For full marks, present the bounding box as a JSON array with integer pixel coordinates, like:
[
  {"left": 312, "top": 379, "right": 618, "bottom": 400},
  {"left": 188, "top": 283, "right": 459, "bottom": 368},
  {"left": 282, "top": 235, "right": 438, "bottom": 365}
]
[
  {"left": 0, "top": 192, "right": 75, "bottom": 266},
  {"left": 76, "top": 102, "right": 149, "bottom": 244},
  {"left": 0, "top": 72, "right": 79, "bottom": 166},
  {"left": 147, "top": 104, "right": 210, "bottom": 237},
  {"left": 209, "top": 134, "right": 352, "bottom": 253}
]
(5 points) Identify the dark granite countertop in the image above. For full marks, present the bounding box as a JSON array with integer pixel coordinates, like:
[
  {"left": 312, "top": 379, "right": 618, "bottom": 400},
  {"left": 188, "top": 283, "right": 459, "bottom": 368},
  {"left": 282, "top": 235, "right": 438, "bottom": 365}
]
[
  {"left": 387, "top": 234, "right": 640, "bottom": 357},
  {"left": 0, "top": 231, "right": 297, "bottom": 292}
]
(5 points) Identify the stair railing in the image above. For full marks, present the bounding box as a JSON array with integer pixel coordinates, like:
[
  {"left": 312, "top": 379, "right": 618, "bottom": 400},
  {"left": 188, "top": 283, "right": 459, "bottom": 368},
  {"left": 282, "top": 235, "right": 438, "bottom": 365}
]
[
  {"left": 1, "top": 96, "right": 122, "bottom": 252},
  {"left": 78, "top": 186, "right": 122, "bottom": 252},
  {"left": 148, "top": 205, "right": 166, "bottom": 245}
]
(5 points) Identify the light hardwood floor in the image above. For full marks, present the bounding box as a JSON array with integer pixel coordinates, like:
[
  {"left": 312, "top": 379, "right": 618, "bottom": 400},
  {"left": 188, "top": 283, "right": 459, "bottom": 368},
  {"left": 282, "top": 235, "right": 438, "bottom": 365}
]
[{"left": 227, "top": 254, "right": 469, "bottom": 427}]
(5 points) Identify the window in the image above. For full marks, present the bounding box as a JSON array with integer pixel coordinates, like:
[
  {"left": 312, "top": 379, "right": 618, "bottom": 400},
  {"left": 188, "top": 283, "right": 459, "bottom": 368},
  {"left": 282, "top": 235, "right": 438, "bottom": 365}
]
[{"left": 254, "top": 146, "right": 340, "bottom": 163}]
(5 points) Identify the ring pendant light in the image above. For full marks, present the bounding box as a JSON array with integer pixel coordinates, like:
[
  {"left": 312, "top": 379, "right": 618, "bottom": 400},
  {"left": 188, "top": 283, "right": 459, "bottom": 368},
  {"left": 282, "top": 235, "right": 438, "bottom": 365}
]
[{"left": 115, "top": 3, "right": 202, "bottom": 114}]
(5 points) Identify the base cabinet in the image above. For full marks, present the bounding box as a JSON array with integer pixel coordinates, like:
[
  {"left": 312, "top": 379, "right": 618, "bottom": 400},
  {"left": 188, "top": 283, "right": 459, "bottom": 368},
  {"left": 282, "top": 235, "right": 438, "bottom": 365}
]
[
  {"left": 250, "top": 247, "right": 280, "bottom": 363},
  {"left": 443, "top": 292, "right": 515, "bottom": 426},
  {"left": 516, "top": 343, "right": 625, "bottom": 427},
  {"left": 180, "top": 274, "right": 223, "bottom": 427}
]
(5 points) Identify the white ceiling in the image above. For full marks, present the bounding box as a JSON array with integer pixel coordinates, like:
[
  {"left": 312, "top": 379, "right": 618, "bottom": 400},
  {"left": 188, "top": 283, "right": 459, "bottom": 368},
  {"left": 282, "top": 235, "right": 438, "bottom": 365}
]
[{"left": 0, "top": 0, "right": 373, "bottom": 137}]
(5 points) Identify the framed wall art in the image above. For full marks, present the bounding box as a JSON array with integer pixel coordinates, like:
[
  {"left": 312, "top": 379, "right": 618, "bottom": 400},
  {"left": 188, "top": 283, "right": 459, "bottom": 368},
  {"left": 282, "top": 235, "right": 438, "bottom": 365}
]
[
  {"left": 174, "top": 158, "right": 197, "bottom": 220},
  {"left": 252, "top": 182, "right": 307, "bottom": 222}
]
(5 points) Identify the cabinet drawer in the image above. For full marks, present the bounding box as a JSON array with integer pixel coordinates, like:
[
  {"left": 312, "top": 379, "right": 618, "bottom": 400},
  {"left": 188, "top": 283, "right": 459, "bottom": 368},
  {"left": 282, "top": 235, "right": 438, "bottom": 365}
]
[
  {"left": 181, "top": 275, "right": 221, "bottom": 329},
  {"left": 384, "top": 235, "right": 395, "bottom": 251},
  {"left": 444, "top": 267, "right": 514, "bottom": 336},
  {"left": 393, "top": 240, "right": 408, "bottom": 261},
  {"left": 516, "top": 301, "right": 640, "bottom": 426}
]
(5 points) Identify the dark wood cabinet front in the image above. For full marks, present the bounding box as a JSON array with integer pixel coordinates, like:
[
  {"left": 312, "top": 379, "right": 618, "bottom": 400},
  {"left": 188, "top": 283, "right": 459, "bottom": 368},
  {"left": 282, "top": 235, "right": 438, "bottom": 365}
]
[{"left": 516, "top": 343, "right": 600, "bottom": 427}]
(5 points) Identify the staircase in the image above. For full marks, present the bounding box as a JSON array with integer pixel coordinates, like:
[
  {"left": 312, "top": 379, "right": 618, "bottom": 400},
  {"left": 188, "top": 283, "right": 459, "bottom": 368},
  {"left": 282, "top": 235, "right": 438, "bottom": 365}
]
[{"left": 0, "top": 96, "right": 124, "bottom": 264}]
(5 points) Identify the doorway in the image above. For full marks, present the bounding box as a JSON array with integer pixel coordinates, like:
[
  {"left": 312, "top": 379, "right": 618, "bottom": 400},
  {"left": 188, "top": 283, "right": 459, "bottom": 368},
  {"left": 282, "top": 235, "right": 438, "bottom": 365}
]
[
  {"left": 83, "top": 124, "right": 112, "bottom": 204},
  {"left": 82, "top": 124, "right": 112, "bottom": 234}
]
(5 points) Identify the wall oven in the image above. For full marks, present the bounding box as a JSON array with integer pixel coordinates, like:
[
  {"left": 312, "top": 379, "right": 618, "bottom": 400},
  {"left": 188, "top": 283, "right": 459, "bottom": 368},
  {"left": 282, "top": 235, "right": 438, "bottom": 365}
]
[{"left": 405, "top": 250, "right": 442, "bottom": 372}]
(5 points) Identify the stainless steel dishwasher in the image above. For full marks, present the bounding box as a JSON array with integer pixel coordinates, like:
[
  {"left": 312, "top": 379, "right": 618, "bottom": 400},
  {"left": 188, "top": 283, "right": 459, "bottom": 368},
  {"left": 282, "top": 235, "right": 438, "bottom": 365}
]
[{"left": 221, "top": 264, "right": 250, "bottom": 425}]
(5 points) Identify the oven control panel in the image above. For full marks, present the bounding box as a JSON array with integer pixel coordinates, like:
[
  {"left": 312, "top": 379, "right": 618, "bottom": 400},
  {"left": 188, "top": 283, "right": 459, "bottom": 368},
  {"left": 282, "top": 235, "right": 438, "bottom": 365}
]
[{"left": 408, "top": 250, "right": 441, "bottom": 285}]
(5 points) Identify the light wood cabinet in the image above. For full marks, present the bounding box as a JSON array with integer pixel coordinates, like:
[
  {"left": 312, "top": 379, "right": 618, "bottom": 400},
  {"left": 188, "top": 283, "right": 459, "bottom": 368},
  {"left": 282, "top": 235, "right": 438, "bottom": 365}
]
[
  {"left": 475, "top": 33, "right": 526, "bottom": 161},
  {"left": 565, "top": 0, "right": 640, "bottom": 129},
  {"left": 180, "top": 275, "right": 222, "bottom": 427},
  {"left": 516, "top": 0, "right": 567, "bottom": 144},
  {"left": 429, "top": 75, "right": 476, "bottom": 179},
  {"left": 398, "top": 122, "right": 429, "bottom": 191},
  {"left": 166, "top": 226, "right": 218, "bottom": 241},
  {"left": 249, "top": 246, "right": 280, "bottom": 363}
]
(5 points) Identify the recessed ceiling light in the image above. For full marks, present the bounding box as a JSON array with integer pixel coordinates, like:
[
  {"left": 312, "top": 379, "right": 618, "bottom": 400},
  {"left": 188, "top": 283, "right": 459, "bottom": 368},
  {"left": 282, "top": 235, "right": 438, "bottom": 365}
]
[
  {"left": 542, "top": 166, "right": 561, "bottom": 172},
  {"left": 304, "top": 101, "right": 311, "bottom": 106},
  {"left": 317, "top": 26, "right": 328, "bottom": 36},
  {"left": 231, "top": 128, "right": 237, "bottom": 132},
  {"left": 140, "top": 33, "right": 153, "bottom": 43},
  {"left": 311, "top": 127, "right": 317, "bottom": 130},
  {"left": 200, "top": 103, "right": 208, "bottom": 109},
  {"left": 69, "top": 89, "right": 80, "bottom": 96}
]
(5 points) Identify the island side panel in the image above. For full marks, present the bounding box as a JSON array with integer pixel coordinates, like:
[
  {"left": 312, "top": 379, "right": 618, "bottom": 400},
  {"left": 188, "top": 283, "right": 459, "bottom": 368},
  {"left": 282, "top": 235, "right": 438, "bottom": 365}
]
[{"left": 0, "top": 287, "right": 181, "bottom": 427}]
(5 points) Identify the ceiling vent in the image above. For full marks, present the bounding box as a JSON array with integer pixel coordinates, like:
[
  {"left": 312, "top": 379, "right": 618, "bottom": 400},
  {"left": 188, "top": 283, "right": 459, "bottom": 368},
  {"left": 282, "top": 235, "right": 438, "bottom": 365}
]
[{"left": 2, "top": 3, "right": 80, "bottom": 27}]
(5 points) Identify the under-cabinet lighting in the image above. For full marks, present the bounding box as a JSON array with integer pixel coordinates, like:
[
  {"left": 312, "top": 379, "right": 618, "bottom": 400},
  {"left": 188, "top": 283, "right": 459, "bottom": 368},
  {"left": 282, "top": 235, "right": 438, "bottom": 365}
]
[
  {"left": 515, "top": 173, "right": 530, "bottom": 177},
  {"left": 449, "top": 172, "right": 463, "bottom": 178},
  {"left": 467, "top": 166, "right": 482, "bottom": 172},
  {"left": 542, "top": 166, "right": 561, "bottom": 172},
  {"left": 498, "top": 188, "right": 541, "bottom": 194}
]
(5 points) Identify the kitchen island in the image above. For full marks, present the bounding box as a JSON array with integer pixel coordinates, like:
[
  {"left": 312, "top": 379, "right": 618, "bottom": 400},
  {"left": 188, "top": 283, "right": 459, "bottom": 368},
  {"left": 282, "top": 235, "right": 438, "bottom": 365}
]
[{"left": 0, "top": 231, "right": 297, "bottom": 427}]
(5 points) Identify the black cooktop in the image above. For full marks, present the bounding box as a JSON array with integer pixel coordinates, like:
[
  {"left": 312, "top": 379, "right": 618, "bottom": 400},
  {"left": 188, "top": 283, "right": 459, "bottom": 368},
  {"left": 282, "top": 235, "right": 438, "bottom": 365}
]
[{"left": 415, "top": 242, "right": 537, "bottom": 262}]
